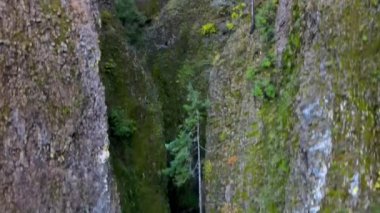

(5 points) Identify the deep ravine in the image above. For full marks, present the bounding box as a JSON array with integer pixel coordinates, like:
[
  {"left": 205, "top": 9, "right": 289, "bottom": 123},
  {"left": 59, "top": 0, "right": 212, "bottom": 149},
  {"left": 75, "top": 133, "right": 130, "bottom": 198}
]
[
  {"left": 0, "top": 0, "right": 379, "bottom": 212},
  {"left": 101, "top": 0, "right": 380, "bottom": 212}
]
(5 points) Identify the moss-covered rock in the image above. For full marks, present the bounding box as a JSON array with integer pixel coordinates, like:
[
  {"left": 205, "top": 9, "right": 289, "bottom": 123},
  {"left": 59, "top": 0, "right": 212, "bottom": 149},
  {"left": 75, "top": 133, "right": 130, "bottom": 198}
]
[
  {"left": 99, "top": 7, "right": 169, "bottom": 213},
  {"left": 206, "top": 0, "right": 380, "bottom": 212}
]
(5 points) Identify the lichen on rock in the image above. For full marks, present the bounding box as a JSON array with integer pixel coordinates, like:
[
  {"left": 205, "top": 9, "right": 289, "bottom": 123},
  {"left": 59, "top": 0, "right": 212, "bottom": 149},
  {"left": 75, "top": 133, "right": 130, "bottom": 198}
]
[{"left": 0, "top": 1, "right": 119, "bottom": 211}]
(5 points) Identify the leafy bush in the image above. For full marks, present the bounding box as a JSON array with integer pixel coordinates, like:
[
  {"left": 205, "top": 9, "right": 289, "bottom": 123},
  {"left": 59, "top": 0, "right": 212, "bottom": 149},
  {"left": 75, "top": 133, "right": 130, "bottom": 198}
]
[
  {"left": 115, "top": 0, "right": 146, "bottom": 44},
  {"left": 260, "top": 56, "right": 274, "bottom": 69},
  {"left": 252, "top": 79, "right": 276, "bottom": 100},
  {"left": 255, "top": 0, "right": 278, "bottom": 42},
  {"left": 253, "top": 83, "right": 264, "bottom": 98},
  {"left": 200, "top": 23, "right": 218, "bottom": 36},
  {"left": 264, "top": 83, "right": 276, "bottom": 98},
  {"left": 108, "top": 108, "right": 136, "bottom": 140},
  {"left": 245, "top": 66, "right": 256, "bottom": 81},
  {"left": 246, "top": 54, "right": 276, "bottom": 101}
]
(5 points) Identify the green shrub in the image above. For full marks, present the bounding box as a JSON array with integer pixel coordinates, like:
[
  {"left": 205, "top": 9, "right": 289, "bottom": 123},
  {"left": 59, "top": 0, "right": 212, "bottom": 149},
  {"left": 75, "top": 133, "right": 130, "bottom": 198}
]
[
  {"left": 247, "top": 53, "right": 276, "bottom": 100},
  {"left": 253, "top": 84, "right": 264, "bottom": 98},
  {"left": 108, "top": 108, "right": 136, "bottom": 140},
  {"left": 264, "top": 83, "right": 276, "bottom": 99},
  {"left": 255, "top": 0, "right": 278, "bottom": 42},
  {"left": 200, "top": 23, "right": 218, "bottom": 36},
  {"left": 252, "top": 79, "right": 276, "bottom": 100},
  {"left": 245, "top": 67, "right": 256, "bottom": 81},
  {"left": 260, "top": 56, "right": 274, "bottom": 69},
  {"left": 115, "top": 0, "right": 146, "bottom": 44},
  {"left": 247, "top": 47, "right": 276, "bottom": 101}
]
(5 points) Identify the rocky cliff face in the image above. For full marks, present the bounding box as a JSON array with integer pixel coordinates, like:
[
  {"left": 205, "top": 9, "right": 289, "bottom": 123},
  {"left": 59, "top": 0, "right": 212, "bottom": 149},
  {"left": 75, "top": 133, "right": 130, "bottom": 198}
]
[
  {"left": 0, "top": 1, "right": 119, "bottom": 212},
  {"left": 293, "top": 1, "right": 380, "bottom": 211},
  {"left": 4, "top": 0, "right": 377, "bottom": 212},
  {"left": 205, "top": 0, "right": 380, "bottom": 212}
]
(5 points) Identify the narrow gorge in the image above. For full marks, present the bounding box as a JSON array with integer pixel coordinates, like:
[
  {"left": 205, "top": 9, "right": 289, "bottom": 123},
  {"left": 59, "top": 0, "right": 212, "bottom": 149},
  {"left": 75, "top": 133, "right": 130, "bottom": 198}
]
[{"left": 0, "top": 0, "right": 379, "bottom": 212}]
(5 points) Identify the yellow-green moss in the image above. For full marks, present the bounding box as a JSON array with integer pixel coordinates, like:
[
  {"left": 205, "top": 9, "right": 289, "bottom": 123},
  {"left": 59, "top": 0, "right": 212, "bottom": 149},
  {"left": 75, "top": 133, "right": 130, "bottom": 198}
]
[
  {"left": 200, "top": 23, "right": 218, "bottom": 36},
  {"left": 204, "top": 160, "right": 213, "bottom": 182},
  {"left": 226, "top": 22, "right": 235, "bottom": 31},
  {"left": 218, "top": 131, "right": 228, "bottom": 142}
]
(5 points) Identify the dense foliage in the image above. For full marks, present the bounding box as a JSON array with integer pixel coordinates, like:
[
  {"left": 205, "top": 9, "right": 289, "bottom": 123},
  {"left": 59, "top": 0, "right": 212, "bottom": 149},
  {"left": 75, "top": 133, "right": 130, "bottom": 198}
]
[
  {"left": 163, "top": 84, "right": 209, "bottom": 186},
  {"left": 108, "top": 108, "right": 136, "bottom": 141},
  {"left": 115, "top": 0, "right": 146, "bottom": 44}
]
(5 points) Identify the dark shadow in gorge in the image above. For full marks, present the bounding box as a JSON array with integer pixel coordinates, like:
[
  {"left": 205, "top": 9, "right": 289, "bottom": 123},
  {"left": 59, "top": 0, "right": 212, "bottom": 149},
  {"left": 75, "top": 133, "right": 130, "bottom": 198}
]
[{"left": 99, "top": 0, "right": 204, "bottom": 212}]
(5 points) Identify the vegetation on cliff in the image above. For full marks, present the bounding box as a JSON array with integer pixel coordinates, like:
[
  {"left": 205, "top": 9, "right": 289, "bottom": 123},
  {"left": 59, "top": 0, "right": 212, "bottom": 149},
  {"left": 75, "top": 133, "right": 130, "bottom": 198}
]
[
  {"left": 99, "top": 3, "right": 168, "bottom": 212},
  {"left": 98, "top": 0, "right": 380, "bottom": 212}
]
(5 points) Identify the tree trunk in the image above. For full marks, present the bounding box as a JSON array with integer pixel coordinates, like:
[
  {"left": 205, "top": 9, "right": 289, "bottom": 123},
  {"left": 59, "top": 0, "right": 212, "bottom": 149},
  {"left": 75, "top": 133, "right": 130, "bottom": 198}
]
[
  {"left": 250, "top": 0, "right": 255, "bottom": 34},
  {"left": 197, "top": 110, "right": 203, "bottom": 213}
]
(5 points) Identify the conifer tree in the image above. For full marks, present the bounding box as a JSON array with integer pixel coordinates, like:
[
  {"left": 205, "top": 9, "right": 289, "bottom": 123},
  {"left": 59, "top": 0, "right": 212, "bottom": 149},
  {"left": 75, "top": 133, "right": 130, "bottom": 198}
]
[{"left": 163, "top": 84, "right": 208, "bottom": 213}]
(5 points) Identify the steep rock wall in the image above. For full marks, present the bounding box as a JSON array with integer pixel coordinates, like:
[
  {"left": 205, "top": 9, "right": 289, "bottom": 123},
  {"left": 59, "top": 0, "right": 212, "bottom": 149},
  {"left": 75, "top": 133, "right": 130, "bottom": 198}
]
[
  {"left": 206, "top": 0, "right": 380, "bottom": 212},
  {"left": 296, "top": 1, "right": 380, "bottom": 211},
  {"left": 0, "top": 0, "right": 119, "bottom": 212}
]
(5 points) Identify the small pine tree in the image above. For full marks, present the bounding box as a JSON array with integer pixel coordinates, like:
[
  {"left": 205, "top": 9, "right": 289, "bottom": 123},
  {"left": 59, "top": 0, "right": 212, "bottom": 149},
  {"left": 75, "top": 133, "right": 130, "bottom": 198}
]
[
  {"left": 163, "top": 84, "right": 208, "bottom": 185},
  {"left": 163, "top": 130, "right": 192, "bottom": 186},
  {"left": 163, "top": 84, "right": 208, "bottom": 213}
]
